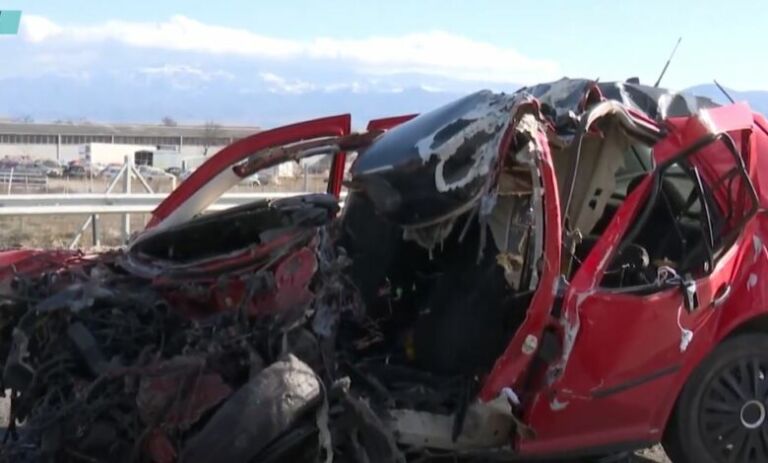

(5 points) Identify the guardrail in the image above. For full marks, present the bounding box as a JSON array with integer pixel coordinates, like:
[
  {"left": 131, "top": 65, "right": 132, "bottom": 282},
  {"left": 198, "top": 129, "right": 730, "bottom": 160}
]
[
  {"left": 0, "top": 191, "right": 346, "bottom": 249},
  {"left": 0, "top": 192, "right": 301, "bottom": 215},
  {"left": 0, "top": 159, "right": 347, "bottom": 249}
]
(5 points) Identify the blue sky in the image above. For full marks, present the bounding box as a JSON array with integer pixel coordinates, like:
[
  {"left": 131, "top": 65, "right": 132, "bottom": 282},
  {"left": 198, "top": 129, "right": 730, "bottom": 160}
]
[
  {"left": 0, "top": 0, "right": 765, "bottom": 124},
  {"left": 3, "top": 0, "right": 765, "bottom": 90}
]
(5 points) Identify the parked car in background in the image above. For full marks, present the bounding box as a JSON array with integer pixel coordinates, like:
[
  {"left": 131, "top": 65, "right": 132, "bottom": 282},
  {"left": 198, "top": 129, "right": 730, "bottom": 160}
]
[
  {"left": 64, "top": 164, "right": 89, "bottom": 178},
  {"left": 33, "top": 159, "right": 64, "bottom": 177},
  {"left": 240, "top": 172, "right": 261, "bottom": 186},
  {"left": 165, "top": 166, "right": 182, "bottom": 177},
  {"left": 137, "top": 165, "right": 170, "bottom": 181},
  {"left": 8, "top": 164, "right": 48, "bottom": 178},
  {"left": 0, "top": 156, "right": 22, "bottom": 170},
  {"left": 99, "top": 163, "right": 123, "bottom": 179}
]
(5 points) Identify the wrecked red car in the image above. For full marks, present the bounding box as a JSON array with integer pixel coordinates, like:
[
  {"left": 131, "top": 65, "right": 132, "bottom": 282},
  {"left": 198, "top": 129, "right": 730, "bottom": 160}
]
[{"left": 1, "top": 78, "right": 767, "bottom": 463}]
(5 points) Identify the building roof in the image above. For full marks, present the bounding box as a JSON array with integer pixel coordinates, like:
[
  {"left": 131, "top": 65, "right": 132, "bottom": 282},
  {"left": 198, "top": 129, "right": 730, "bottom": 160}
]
[{"left": 0, "top": 121, "right": 260, "bottom": 138}]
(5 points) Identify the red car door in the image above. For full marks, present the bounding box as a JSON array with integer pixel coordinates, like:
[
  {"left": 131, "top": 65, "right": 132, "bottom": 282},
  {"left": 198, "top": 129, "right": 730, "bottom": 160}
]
[
  {"left": 146, "top": 114, "right": 351, "bottom": 230},
  {"left": 521, "top": 131, "right": 759, "bottom": 454}
]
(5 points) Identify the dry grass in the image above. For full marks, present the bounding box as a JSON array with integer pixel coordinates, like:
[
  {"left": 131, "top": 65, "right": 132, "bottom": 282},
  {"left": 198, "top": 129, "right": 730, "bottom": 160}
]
[
  {"left": 0, "top": 214, "right": 150, "bottom": 248},
  {"left": 0, "top": 175, "right": 330, "bottom": 249}
]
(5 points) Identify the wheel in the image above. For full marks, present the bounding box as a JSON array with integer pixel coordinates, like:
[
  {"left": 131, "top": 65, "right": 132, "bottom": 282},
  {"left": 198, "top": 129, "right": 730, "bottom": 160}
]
[
  {"left": 663, "top": 334, "right": 768, "bottom": 463},
  {"left": 180, "top": 355, "right": 321, "bottom": 463}
]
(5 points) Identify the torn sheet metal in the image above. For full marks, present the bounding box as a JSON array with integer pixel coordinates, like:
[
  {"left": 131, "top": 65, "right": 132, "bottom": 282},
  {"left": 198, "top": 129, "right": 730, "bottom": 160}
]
[
  {"left": 519, "top": 77, "right": 720, "bottom": 129},
  {"left": 386, "top": 400, "right": 514, "bottom": 451},
  {"left": 349, "top": 90, "right": 517, "bottom": 228}
]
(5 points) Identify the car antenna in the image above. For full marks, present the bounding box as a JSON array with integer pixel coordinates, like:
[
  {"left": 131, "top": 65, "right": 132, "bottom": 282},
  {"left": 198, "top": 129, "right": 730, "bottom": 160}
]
[
  {"left": 654, "top": 37, "right": 682, "bottom": 88},
  {"left": 713, "top": 79, "right": 736, "bottom": 103}
]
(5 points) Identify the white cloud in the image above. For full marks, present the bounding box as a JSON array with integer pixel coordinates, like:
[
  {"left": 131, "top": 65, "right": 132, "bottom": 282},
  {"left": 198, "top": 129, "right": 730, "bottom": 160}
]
[
  {"left": 136, "top": 64, "right": 235, "bottom": 90},
  {"left": 307, "top": 32, "right": 558, "bottom": 82},
  {"left": 21, "top": 14, "right": 301, "bottom": 58},
  {"left": 19, "top": 14, "right": 559, "bottom": 84},
  {"left": 322, "top": 82, "right": 368, "bottom": 94},
  {"left": 139, "top": 64, "right": 234, "bottom": 81},
  {"left": 419, "top": 84, "right": 445, "bottom": 93},
  {"left": 19, "top": 15, "right": 62, "bottom": 42},
  {"left": 259, "top": 72, "right": 316, "bottom": 94}
]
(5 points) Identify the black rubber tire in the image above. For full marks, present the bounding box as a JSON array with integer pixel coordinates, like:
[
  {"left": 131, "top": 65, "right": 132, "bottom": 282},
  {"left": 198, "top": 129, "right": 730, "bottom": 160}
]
[
  {"left": 663, "top": 333, "right": 768, "bottom": 463},
  {"left": 180, "top": 354, "right": 321, "bottom": 463}
]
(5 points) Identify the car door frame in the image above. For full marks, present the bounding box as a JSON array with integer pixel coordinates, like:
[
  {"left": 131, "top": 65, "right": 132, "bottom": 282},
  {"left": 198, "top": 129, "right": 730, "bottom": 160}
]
[
  {"left": 145, "top": 114, "right": 351, "bottom": 231},
  {"left": 518, "top": 131, "right": 760, "bottom": 454}
]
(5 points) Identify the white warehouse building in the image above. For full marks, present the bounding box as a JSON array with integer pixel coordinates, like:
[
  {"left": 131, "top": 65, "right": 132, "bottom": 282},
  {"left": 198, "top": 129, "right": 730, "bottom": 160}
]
[{"left": 0, "top": 121, "right": 260, "bottom": 163}]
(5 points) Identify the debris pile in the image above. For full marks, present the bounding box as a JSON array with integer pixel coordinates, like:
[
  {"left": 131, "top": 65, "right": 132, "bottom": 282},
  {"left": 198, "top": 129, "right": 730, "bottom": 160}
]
[{"left": 0, "top": 224, "right": 410, "bottom": 462}]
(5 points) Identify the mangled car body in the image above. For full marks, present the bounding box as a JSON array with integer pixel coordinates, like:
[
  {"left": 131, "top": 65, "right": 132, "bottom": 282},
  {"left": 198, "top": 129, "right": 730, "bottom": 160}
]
[{"left": 2, "top": 78, "right": 768, "bottom": 462}]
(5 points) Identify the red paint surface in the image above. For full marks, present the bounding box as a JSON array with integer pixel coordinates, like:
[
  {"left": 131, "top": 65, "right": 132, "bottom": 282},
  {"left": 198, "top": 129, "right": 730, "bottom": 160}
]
[
  {"left": 513, "top": 100, "right": 768, "bottom": 455},
  {"left": 147, "top": 114, "right": 351, "bottom": 228}
]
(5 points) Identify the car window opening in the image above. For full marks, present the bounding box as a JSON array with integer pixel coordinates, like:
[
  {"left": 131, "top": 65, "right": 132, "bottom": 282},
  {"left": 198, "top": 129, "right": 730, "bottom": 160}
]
[{"left": 599, "top": 134, "right": 757, "bottom": 292}]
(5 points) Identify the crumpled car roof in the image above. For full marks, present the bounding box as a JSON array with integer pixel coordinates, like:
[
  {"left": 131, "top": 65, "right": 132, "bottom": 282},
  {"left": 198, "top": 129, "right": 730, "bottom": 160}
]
[{"left": 519, "top": 77, "right": 720, "bottom": 129}]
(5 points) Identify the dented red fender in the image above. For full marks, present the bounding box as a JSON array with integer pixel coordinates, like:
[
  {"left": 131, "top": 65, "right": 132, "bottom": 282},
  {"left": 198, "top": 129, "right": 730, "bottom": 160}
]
[{"left": 0, "top": 249, "right": 86, "bottom": 280}]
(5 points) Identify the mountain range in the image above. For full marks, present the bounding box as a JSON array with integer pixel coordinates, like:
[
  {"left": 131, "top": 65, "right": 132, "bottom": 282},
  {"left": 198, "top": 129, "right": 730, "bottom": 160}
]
[
  {"left": 0, "top": 74, "right": 765, "bottom": 128},
  {"left": 685, "top": 84, "right": 768, "bottom": 116}
]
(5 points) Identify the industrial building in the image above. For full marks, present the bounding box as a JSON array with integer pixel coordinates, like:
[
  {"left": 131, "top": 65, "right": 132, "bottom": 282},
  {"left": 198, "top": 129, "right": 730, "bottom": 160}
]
[{"left": 0, "top": 121, "right": 260, "bottom": 163}]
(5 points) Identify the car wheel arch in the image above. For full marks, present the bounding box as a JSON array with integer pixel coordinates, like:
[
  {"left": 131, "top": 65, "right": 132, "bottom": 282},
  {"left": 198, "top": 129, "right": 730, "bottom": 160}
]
[
  {"left": 661, "top": 333, "right": 768, "bottom": 462},
  {"left": 654, "top": 312, "right": 768, "bottom": 460},
  {"left": 651, "top": 311, "right": 768, "bottom": 442},
  {"left": 722, "top": 311, "right": 768, "bottom": 339}
]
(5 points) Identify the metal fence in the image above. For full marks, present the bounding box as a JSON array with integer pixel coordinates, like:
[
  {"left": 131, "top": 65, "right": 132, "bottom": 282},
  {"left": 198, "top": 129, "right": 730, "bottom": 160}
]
[
  {"left": 0, "top": 168, "right": 49, "bottom": 192},
  {"left": 0, "top": 158, "right": 346, "bottom": 249},
  {"left": 0, "top": 192, "right": 297, "bottom": 215},
  {"left": 0, "top": 191, "right": 308, "bottom": 248}
]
